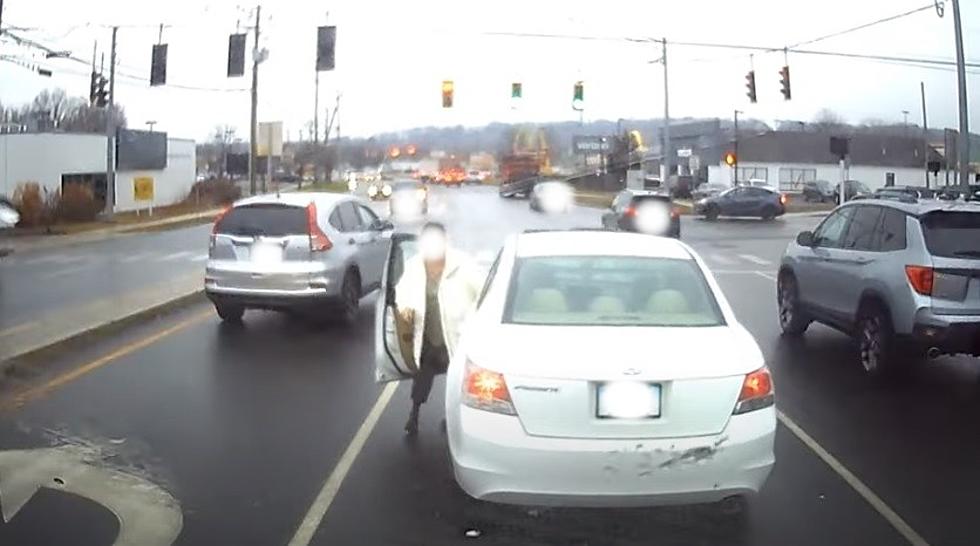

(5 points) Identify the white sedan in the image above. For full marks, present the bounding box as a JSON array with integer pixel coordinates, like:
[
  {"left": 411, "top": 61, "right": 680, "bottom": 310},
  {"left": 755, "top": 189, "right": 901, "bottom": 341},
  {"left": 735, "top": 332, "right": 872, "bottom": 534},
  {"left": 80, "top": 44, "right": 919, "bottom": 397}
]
[{"left": 449, "top": 231, "right": 773, "bottom": 508}]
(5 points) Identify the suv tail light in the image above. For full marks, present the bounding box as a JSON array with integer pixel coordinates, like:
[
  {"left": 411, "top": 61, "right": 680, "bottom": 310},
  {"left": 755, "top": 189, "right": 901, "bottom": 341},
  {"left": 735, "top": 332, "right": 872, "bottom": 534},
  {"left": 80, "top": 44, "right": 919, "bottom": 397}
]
[
  {"left": 905, "top": 265, "right": 934, "bottom": 295},
  {"left": 733, "top": 367, "right": 774, "bottom": 415},
  {"left": 780, "top": 194, "right": 788, "bottom": 205},
  {"left": 306, "top": 203, "right": 333, "bottom": 252},
  {"left": 624, "top": 206, "right": 637, "bottom": 217},
  {"left": 210, "top": 206, "right": 232, "bottom": 252},
  {"left": 462, "top": 362, "right": 516, "bottom": 415}
]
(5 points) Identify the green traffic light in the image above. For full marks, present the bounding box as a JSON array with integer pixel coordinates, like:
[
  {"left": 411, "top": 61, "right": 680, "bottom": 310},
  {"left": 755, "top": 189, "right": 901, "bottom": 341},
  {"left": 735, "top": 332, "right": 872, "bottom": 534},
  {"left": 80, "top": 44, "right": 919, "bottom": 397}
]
[{"left": 512, "top": 82, "right": 522, "bottom": 99}]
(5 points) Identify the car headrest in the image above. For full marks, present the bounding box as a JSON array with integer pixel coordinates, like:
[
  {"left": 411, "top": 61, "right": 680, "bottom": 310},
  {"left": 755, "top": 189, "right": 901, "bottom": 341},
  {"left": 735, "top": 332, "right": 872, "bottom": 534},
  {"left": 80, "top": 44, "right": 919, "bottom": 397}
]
[
  {"left": 647, "top": 289, "right": 689, "bottom": 314},
  {"left": 527, "top": 288, "right": 568, "bottom": 314}
]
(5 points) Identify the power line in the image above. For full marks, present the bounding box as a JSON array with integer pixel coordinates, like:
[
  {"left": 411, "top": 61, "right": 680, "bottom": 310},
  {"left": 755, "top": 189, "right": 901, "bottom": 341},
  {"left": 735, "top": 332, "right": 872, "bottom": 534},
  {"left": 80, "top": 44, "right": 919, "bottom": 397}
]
[{"left": 787, "top": 3, "right": 935, "bottom": 49}]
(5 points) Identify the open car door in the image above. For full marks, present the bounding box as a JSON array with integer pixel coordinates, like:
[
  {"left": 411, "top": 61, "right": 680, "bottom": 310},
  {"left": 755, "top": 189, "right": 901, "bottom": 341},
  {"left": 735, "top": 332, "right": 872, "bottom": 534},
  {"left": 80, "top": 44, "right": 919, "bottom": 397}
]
[{"left": 374, "top": 232, "right": 418, "bottom": 383}]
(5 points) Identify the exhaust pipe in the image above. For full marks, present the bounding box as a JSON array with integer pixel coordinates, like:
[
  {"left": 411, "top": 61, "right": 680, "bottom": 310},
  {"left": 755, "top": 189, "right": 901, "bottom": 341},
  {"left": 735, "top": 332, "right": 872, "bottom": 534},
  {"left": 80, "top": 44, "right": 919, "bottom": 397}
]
[{"left": 927, "top": 347, "right": 941, "bottom": 360}]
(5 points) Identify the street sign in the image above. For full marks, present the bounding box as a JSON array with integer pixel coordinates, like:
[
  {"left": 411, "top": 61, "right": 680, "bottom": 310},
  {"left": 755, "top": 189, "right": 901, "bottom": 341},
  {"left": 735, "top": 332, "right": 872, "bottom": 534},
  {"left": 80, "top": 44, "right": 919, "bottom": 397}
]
[
  {"left": 677, "top": 148, "right": 693, "bottom": 158},
  {"left": 572, "top": 136, "right": 612, "bottom": 154},
  {"left": 258, "top": 122, "right": 283, "bottom": 157},
  {"left": 134, "top": 177, "right": 155, "bottom": 201}
]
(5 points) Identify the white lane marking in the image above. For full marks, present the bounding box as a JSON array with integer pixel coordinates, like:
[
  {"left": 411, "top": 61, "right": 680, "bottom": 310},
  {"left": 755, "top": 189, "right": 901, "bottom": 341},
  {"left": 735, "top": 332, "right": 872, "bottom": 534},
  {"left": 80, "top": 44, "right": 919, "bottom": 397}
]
[
  {"left": 157, "top": 250, "right": 195, "bottom": 262},
  {"left": 120, "top": 251, "right": 156, "bottom": 264},
  {"left": 737, "top": 253, "right": 772, "bottom": 266},
  {"left": 777, "top": 411, "right": 930, "bottom": 546},
  {"left": 709, "top": 253, "right": 735, "bottom": 266},
  {"left": 754, "top": 271, "right": 777, "bottom": 282},
  {"left": 288, "top": 382, "right": 399, "bottom": 546},
  {"left": 39, "top": 264, "right": 90, "bottom": 280},
  {"left": 190, "top": 253, "right": 209, "bottom": 262},
  {"left": 0, "top": 321, "right": 39, "bottom": 338}
]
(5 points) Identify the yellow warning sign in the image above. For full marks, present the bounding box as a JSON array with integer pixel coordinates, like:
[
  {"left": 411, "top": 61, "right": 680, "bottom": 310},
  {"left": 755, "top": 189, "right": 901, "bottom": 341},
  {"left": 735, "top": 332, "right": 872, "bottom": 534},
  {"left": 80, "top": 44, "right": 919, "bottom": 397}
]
[{"left": 134, "top": 177, "right": 154, "bottom": 201}]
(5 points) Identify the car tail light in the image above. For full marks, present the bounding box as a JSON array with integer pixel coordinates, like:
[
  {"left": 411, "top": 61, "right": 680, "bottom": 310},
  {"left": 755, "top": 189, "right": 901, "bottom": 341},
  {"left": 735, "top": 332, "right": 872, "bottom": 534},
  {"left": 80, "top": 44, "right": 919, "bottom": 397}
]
[
  {"left": 780, "top": 194, "right": 788, "bottom": 205},
  {"left": 670, "top": 207, "right": 681, "bottom": 219},
  {"left": 462, "top": 362, "right": 516, "bottom": 415},
  {"left": 212, "top": 206, "right": 232, "bottom": 235},
  {"left": 624, "top": 206, "right": 637, "bottom": 217},
  {"left": 905, "top": 265, "right": 934, "bottom": 295},
  {"left": 733, "top": 367, "right": 774, "bottom": 415},
  {"left": 306, "top": 203, "right": 333, "bottom": 252}
]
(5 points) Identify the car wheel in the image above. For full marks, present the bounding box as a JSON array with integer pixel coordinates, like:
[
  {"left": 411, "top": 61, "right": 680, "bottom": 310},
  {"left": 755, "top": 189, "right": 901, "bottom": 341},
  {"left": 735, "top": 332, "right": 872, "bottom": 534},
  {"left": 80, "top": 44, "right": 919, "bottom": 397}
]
[
  {"left": 704, "top": 204, "right": 720, "bottom": 221},
  {"left": 339, "top": 270, "right": 361, "bottom": 325},
  {"left": 857, "top": 306, "right": 895, "bottom": 377},
  {"left": 761, "top": 206, "right": 777, "bottom": 221},
  {"left": 215, "top": 303, "right": 244, "bottom": 323},
  {"left": 777, "top": 274, "right": 810, "bottom": 336}
]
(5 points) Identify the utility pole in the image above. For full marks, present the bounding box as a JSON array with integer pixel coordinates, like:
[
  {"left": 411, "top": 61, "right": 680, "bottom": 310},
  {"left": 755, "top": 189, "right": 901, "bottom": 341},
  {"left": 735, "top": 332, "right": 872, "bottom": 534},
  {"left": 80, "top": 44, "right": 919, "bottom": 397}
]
[
  {"left": 902, "top": 110, "right": 909, "bottom": 138},
  {"left": 314, "top": 70, "right": 320, "bottom": 145},
  {"left": 104, "top": 26, "right": 118, "bottom": 216},
  {"left": 248, "top": 5, "right": 261, "bottom": 196},
  {"left": 920, "top": 82, "right": 929, "bottom": 187},
  {"left": 734, "top": 110, "right": 741, "bottom": 185},
  {"left": 661, "top": 38, "right": 672, "bottom": 185},
  {"left": 950, "top": 0, "right": 971, "bottom": 194}
]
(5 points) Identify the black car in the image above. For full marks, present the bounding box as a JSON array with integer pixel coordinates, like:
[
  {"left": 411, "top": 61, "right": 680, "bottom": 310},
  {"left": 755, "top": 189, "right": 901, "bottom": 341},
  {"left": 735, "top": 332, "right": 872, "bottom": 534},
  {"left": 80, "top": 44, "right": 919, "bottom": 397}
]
[
  {"left": 601, "top": 189, "right": 680, "bottom": 238},
  {"left": 834, "top": 180, "right": 872, "bottom": 202},
  {"left": 694, "top": 186, "right": 786, "bottom": 221},
  {"left": 802, "top": 180, "right": 835, "bottom": 203}
]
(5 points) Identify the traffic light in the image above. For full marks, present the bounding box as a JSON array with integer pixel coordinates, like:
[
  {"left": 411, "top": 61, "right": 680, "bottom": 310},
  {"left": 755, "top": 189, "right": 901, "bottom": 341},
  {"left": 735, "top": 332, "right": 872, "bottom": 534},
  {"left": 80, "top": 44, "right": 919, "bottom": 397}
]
[
  {"left": 89, "top": 71, "right": 99, "bottom": 105},
  {"left": 511, "top": 82, "right": 522, "bottom": 99},
  {"left": 745, "top": 70, "right": 757, "bottom": 103},
  {"left": 779, "top": 65, "right": 791, "bottom": 100},
  {"left": 573, "top": 81, "right": 584, "bottom": 102},
  {"left": 441, "top": 80, "right": 454, "bottom": 108},
  {"left": 95, "top": 75, "right": 109, "bottom": 108},
  {"left": 227, "top": 33, "right": 246, "bottom": 77},
  {"left": 724, "top": 152, "right": 737, "bottom": 167},
  {"left": 150, "top": 44, "right": 168, "bottom": 86}
]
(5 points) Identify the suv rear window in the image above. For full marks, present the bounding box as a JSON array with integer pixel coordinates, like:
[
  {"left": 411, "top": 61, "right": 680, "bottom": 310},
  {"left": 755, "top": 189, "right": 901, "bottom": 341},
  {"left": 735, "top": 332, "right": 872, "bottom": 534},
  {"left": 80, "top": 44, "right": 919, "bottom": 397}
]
[
  {"left": 632, "top": 194, "right": 671, "bottom": 205},
  {"left": 504, "top": 256, "right": 723, "bottom": 327},
  {"left": 215, "top": 204, "right": 307, "bottom": 237},
  {"left": 920, "top": 211, "right": 980, "bottom": 259}
]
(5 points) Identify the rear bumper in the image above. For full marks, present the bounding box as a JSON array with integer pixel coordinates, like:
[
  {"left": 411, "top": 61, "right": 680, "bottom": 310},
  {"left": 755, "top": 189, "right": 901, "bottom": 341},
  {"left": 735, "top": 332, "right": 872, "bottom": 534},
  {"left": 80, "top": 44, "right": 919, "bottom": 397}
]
[
  {"left": 448, "top": 405, "right": 775, "bottom": 508},
  {"left": 204, "top": 262, "right": 344, "bottom": 310},
  {"left": 619, "top": 217, "right": 681, "bottom": 238},
  {"left": 911, "top": 311, "right": 980, "bottom": 356}
]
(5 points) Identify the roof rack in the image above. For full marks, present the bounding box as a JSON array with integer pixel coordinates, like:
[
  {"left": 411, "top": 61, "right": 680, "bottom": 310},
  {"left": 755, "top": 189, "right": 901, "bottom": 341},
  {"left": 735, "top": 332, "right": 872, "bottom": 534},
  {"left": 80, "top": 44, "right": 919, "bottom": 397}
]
[{"left": 867, "top": 192, "right": 918, "bottom": 204}]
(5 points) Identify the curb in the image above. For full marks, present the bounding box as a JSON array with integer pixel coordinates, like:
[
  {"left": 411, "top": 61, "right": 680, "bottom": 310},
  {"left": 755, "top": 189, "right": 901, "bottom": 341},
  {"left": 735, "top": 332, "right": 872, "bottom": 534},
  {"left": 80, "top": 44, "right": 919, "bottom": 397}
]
[{"left": 0, "top": 289, "right": 206, "bottom": 379}]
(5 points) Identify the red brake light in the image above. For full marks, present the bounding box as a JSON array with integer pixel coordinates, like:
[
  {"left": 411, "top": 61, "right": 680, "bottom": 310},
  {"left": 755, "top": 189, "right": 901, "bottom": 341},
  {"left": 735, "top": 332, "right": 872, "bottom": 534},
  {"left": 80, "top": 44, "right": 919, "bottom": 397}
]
[
  {"left": 463, "top": 362, "right": 516, "bottom": 415},
  {"left": 734, "top": 367, "right": 774, "bottom": 415},
  {"left": 905, "top": 265, "right": 934, "bottom": 295},
  {"left": 306, "top": 203, "right": 332, "bottom": 252}
]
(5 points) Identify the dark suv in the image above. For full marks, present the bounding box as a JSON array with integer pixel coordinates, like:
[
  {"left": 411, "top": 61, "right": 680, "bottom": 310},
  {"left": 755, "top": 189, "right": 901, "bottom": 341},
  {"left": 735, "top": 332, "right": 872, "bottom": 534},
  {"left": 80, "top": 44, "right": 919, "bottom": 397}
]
[
  {"left": 777, "top": 197, "right": 980, "bottom": 376},
  {"left": 601, "top": 189, "right": 680, "bottom": 238}
]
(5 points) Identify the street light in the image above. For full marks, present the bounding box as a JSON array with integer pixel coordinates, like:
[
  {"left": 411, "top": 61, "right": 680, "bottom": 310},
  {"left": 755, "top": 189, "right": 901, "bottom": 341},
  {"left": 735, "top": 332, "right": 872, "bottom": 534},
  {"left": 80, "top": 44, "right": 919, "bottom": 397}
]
[{"left": 145, "top": 121, "right": 157, "bottom": 132}]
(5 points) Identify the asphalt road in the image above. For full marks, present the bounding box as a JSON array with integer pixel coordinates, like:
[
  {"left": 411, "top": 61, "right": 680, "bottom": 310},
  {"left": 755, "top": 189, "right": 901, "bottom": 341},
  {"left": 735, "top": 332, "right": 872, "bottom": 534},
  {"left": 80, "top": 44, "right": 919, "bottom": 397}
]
[{"left": 1, "top": 186, "right": 978, "bottom": 546}]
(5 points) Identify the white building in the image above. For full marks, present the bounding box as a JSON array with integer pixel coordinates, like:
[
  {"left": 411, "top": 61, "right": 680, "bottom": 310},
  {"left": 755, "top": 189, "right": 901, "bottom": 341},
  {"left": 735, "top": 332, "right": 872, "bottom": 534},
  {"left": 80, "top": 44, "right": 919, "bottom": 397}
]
[
  {"left": 0, "top": 132, "right": 196, "bottom": 212},
  {"left": 707, "top": 132, "right": 939, "bottom": 192}
]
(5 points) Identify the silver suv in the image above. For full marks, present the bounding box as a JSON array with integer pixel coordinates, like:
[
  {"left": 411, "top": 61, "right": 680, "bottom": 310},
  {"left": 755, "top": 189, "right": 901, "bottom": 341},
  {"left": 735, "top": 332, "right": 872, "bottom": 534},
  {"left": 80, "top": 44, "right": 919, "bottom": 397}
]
[
  {"left": 205, "top": 193, "right": 392, "bottom": 323},
  {"left": 777, "top": 197, "right": 980, "bottom": 376}
]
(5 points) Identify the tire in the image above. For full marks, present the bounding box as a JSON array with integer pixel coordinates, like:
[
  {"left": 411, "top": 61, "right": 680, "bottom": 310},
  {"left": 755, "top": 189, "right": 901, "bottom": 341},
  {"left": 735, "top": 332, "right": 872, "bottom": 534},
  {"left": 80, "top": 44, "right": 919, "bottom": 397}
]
[
  {"left": 704, "top": 204, "right": 720, "bottom": 221},
  {"left": 777, "top": 274, "right": 810, "bottom": 336},
  {"left": 856, "top": 305, "right": 896, "bottom": 377},
  {"left": 761, "top": 206, "right": 777, "bottom": 221},
  {"left": 338, "top": 270, "right": 361, "bottom": 325},
  {"left": 215, "top": 303, "right": 244, "bottom": 323}
]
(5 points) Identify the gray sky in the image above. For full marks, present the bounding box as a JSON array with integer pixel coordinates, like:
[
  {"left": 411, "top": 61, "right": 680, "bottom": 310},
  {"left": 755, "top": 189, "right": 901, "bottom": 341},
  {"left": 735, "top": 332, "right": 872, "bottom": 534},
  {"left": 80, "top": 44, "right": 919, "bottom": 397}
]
[{"left": 1, "top": 0, "right": 977, "bottom": 142}]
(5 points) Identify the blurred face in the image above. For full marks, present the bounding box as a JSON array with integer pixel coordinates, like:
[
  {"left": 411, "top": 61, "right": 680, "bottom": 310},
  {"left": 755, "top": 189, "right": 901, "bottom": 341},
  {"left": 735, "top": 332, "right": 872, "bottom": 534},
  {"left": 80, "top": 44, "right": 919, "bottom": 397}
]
[{"left": 420, "top": 227, "right": 447, "bottom": 263}]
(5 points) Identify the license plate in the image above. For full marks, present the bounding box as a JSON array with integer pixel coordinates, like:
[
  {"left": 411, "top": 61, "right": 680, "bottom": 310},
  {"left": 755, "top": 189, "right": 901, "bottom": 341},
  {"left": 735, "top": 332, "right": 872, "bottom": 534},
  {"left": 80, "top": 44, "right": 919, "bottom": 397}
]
[
  {"left": 596, "top": 382, "right": 661, "bottom": 419},
  {"left": 250, "top": 242, "right": 283, "bottom": 263}
]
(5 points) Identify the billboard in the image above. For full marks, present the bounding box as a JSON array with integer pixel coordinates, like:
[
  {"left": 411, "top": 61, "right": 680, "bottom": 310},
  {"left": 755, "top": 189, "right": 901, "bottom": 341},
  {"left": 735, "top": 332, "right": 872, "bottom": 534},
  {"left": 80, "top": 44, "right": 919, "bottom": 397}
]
[{"left": 116, "top": 129, "right": 167, "bottom": 170}]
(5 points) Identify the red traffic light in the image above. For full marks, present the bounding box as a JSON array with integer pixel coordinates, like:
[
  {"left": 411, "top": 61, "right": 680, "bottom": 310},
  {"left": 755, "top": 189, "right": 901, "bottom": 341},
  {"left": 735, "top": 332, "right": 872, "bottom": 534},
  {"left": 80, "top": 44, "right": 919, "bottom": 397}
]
[
  {"left": 442, "top": 80, "right": 454, "bottom": 108},
  {"left": 725, "top": 152, "right": 737, "bottom": 166}
]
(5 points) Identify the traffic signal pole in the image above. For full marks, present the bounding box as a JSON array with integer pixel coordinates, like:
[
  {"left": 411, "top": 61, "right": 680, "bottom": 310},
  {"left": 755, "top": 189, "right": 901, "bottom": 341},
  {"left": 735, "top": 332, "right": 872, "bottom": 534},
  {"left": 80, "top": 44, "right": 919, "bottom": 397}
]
[
  {"left": 249, "top": 6, "right": 261, "bottom": 196},
  {"left": 733, "top": 110, "right": 740, "bottom": 186},
  {"left": 950, "top": 0, "right": 971, "bottom": 194},
  {"left": 104, "top": 26, "right": 117, "bottom": 217},
  {"left": 661, "top": 38, "right": 672, "bottom": 185}
]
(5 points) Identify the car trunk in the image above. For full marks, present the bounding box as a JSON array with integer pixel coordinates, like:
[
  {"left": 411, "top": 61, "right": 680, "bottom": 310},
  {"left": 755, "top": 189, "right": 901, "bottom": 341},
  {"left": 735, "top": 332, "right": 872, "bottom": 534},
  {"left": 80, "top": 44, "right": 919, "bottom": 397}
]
[
  {"left": 470, "top": 324, "right": 760, "bottom": 440},
  {"left": 210, "top": 204, "right": 316, "bottom": 291},
  {"left": 920, "top": 211, "right": 980, "bottom": 315}
]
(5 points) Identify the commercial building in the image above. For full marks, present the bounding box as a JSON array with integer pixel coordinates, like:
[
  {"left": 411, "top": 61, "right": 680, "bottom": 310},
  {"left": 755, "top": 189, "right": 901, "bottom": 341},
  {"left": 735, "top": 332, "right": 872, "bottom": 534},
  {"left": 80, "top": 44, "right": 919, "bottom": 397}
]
[{"left": 0, "top": 131, "right": 196, "bottom": 212}]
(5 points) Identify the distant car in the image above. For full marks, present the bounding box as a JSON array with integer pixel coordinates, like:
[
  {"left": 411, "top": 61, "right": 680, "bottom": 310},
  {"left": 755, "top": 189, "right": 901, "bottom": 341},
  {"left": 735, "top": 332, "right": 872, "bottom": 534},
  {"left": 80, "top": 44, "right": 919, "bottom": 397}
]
[
  {"left": 389, "top": 180, "right": 429, "bottom": 217},
  {"left": 500, "top": 177, "right": 537, "bottom": 198},
  {"left": 602, "top": 189, "right": 681, "bottom": 238},
  {"left": 802, "top": 180, "right": 835, "bottom": 203},
  {"left": 0, "top": 197, "right": 19, "bottom": 228},
  {"left": 529, "top": 180, "right": 574, "bottom": 213},
  {"left": 367, "top": 181, "right": 393, "bottom": 201},
  {"left": 691, "top": 183, "right": 729, "bottom": 201},
  {"left": 375, "top": 230, "right": 776, "bottom": 510},
  {"left": 777, "top": 198, "right": 980, "bottom": 376},
  {"left": 205, "top": 193, "right": 393, "bottom": 324},
  {"left": 465, "top": 170, "right": 483, "bottom": 185},
  {"left": 834, "top": 180, "right": 872, "bottom": 202},
  {"left": 695, "top": 186, "right": 786, "bottom": 221}
]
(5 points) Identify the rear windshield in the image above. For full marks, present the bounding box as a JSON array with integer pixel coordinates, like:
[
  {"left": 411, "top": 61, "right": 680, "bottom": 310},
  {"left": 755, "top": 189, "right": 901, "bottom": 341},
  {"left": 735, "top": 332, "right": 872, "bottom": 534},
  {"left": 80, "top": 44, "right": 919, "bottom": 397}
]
[
  {"left": 215, "top": 204, "right": 308, "bottom": 237},
  {"left": 504, "top": 256, "right": 724, "bottom": 327},
  {"left": 920, "top": 211, "right": 980, "bottom": 259},
  {"left": 632, "top": 194, "right": 670, "bottom": 205}
]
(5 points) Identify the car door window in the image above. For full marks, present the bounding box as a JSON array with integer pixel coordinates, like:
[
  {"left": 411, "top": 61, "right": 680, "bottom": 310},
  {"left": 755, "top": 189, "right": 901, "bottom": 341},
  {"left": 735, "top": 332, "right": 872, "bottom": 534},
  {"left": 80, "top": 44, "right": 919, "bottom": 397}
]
[
  {"left": 813, "top": 208, "right": 854, "bottom": 248},
  {"left": 338, "top": 202, "right": 362, "bottom": 232},
  {"left": 879, "top": 208, "right": 908, "bottom": 251},
  {"left": 842, "top": 205, "right": 884, "bottom": 251},
  {"left": 328, "top": 207, "right": 343, "bottom": 231},
  {"left": 356, "top": 204, "right": 379, "bottom": 229}
]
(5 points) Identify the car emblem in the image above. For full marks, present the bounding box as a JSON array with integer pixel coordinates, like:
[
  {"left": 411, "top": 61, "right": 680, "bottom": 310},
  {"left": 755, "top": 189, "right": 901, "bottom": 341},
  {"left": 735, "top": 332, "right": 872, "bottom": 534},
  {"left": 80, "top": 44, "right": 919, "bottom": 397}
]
[{"left": 622, "top": 368, "right": 642, "bottom": 376}]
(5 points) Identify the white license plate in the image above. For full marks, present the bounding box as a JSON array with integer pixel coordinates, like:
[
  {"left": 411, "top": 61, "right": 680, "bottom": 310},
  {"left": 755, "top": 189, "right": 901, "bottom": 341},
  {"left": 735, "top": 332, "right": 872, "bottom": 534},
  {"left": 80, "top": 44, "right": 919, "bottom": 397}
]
[
  {"left": 250, "top": 243, "right": 283, "bottom": 263},
  {"left": 596, "top": 382, "right": 661, "bottom": 419}
]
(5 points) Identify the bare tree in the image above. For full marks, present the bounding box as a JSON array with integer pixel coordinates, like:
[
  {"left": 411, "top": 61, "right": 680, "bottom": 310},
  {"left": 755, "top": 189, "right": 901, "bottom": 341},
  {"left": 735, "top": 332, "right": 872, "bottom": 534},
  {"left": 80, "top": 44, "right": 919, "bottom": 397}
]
[{"left": 811, "top": 109, "right": 849, "bottom": 132}]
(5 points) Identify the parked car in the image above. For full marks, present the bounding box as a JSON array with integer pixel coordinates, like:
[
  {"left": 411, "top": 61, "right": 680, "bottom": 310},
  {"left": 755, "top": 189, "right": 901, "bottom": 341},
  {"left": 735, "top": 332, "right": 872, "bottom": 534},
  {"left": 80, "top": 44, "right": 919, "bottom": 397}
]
[
  {"left": 602, "top": 189, "right": 680, "bottom": 238},
  {"left": 802, "top": 180, "right": 835, "bottom": 203},
  {"left": 777, "top": 197, "right": 980, "bottom": 376},
  {"left": 529, "top": 180, "right": 574, "bottom": 213},
  {"left": 377, "top": 230, "right": 775, "bottom": 510},
  {"left": 694, "top": 186, "right": 786, "bottom": 221},
  {"left": 205, "top": 193, "right": 393, "bottom": 323},
  {"left": 834, "top": 180, "right": 872, "bottom": 202},
  {"left": 691, "top": 182, "right": 729, "bottom": 201}
]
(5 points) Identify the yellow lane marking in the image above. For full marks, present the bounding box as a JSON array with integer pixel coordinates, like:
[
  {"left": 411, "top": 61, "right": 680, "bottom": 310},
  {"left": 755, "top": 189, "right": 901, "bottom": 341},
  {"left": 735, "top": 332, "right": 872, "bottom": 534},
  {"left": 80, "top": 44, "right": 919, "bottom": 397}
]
[
  {"left": 288, "top": 381, "right": 399, "bottom": 546},
  {"left": 3, "top": 310, "right": 212, "bottom": 410}
]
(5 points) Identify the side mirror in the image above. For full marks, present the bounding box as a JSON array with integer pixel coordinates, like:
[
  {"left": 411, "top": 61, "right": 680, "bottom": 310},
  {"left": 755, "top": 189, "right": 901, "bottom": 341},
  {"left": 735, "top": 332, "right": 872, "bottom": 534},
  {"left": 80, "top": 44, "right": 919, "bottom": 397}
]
[
  {"left": 373, "top": 219, "right": 394, "bottom": 231},
  {"left": 796, "top": 231, "right": 815, "bottom": 247}
]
